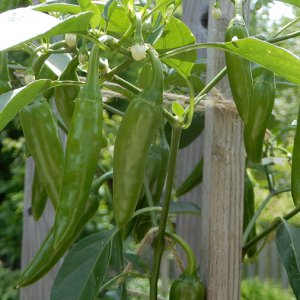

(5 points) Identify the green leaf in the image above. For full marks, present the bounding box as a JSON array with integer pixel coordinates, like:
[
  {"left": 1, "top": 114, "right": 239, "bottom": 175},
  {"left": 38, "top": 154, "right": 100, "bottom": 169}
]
[
  {"left": 169, "top": 201, "right": 201, "bottom": 214},
  {"left": 276, "top": 219, "right": 300, "bottom": 299},
  {"left": 276, "top": 0, "right": 300, "bottom": 7},
  {"left": 32, "top": 3, "right": 82, "bottom": 14},
  {"left": 172, "top": 101, "right": 185, "bottom": 119},
  {"left": 0, "top": 79, "right": 55, "bottom": 130},
  {"left": 155, "top": 16, "right": 196, "bottom": 76},
  {"left": 220, "top": 38, "right": 300, "bottom": 87},
  {"left": 51, "top": 228, "right": 118, "bottom": 300},
  {"left": 0, "top": 8, "right": 92, "bottom": 51},
  {"left": 79, "top": 0, "right": 101, "bottom": 28},
  {"left": 103, "top": 0, "right": 118, "bottom": 23}
]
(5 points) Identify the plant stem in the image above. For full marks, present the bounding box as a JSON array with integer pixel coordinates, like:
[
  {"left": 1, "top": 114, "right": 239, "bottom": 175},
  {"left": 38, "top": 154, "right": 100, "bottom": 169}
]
[
  {"left": 242, "top": 188, "right": 290, "bottom": 245},
  {"left": 103, "top": 103, "right": 125, "bottom": 116},
  {"left": 150, "top": 124, "right": 181, "bottom": 300},
  {"left": 112, "top": 75, "right": 141, "bottom": 94},
  {"left": 234, "top": 0, "right": 243, "bottom": 17},
  {"left": 273, "top": 17, "right": 300, "bottom": 38},
  {"left": 243, "top": 193, "right": 299, "bottom": 254},
  {"left": 268, "top": 30, "right": 300, "bottom": 43}
]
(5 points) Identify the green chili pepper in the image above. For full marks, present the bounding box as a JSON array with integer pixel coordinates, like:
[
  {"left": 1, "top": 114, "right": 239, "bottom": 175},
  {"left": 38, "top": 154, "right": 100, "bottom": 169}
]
[
  {"left": 17, "top": 171, "right": 112, "bottom": 287},
  {"left": 292, "top": 105, "right": 300, "bottom": 207},
  {"left": 54, "top": 57, "right": 80, "bottom": 129},
  {"left": 243, "top": 171, "right": 257, "bottom": 258},
  {"left": 225, "top": 15, "right": 253, "bottom": 122},
  {"left": 176, "top": 158, "right": 203, "bottom": 197},
  {"left": 169, "top": 275, "right": 205, "bottom": 300},
  {"left": 19, "top": 96, "right": 64, "bottom": 208},
  {"left": 113, "top": 47, "right": 163, "bottom": 228},
  {"left": 244, "top": 70, "right": 275, "bottom": 163},
  {"left": 166, "top": 232, "right": 205, "bottom": 300},
  {"left": 18, "top": 194, "right": 99, "bottom": 287},
  {"left": 31, "top": 166, "right": 48, "bottom": 221},
  {"left": 0, "top": 51, "right": 12, "bottom": 94},
  {"left": 53, "top": 44, "right": 102, "bottom": 248}
]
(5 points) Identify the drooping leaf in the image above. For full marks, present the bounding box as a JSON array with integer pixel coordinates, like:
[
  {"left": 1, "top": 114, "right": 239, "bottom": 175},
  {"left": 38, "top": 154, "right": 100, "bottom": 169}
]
[
  {"left": 169, "top": 201, "right": 201, "bottom": 214},
  {"left": 155, "top": 16, "right": 196, "bottom": 76},
  {"left": 51, "top": 228, "right": 118, "bottom": 300},
  {"left": 276, "top": 219, "right": 300, "bottom": 299},
  {"left": 0, "top": 80, "right": 54, "bottom": 130},
  {"left": 0, "top": 8, "right": 92, "bottom": 51}
]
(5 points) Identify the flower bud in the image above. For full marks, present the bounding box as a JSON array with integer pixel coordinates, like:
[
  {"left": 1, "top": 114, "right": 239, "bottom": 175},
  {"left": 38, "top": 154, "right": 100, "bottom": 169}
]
[
  {"left": 24, "top": 68, "right": 35, "bottom": 85},
  {"left": 65, "top": 34, "right": 77, "bottom": 48},
  {"left": 130, "top": 43, "right": 147, "bottom": 61}
]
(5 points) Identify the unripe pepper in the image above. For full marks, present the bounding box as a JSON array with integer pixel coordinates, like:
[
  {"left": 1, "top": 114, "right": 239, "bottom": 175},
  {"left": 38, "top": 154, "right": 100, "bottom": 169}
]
[
  {"left": 169, "top": 275, "right": 205, "bottom": 300},
  {"left": 225, "top": 15, "right": 253, "bottom": 122},
  {"left": 244, "top": 70, "right": 275, "bottom": 163},
  {"left": 53, "top": 44, "right": 102, "bottom": 248},
  {"left": 113, "top": 47, "right": 164, "bottom": 228},
  {"left": 292, "top": 105, "right": 300, "bottom": 207},
  {"left": 54, "top": 56, "right": 80, "bottom": 129},
  {"left": 18, "top": 191, "right": 100, "bottom": 287},
  {"left": 19, "top": 96, "right": 64, "bottom": 208},
  {"left": 31, "top": 166, "right": 48, "bottom": 221},
  {"left": 0, "top": 51, "right": 12, "bottom": 94}
]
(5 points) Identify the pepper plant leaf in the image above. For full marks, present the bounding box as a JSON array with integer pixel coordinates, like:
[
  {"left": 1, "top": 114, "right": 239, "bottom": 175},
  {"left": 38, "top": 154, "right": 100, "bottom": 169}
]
[
  {"left": 50, "top": 228, "right": 118, "bottom": 300},
  {"left": 276, "top": 219, "right": 300, "bottom": 299},
  {"left": 276, "top": 0, "right": 300, "bottom": 7},
  {"left": 32, "top": 3, "right": 82, "bottom": 14},
  {"left": 0, "top": 8, "right": 92, "bottom": 51},
  {"left": 155, "top": 16, "right": 196, "bottom": 76}
]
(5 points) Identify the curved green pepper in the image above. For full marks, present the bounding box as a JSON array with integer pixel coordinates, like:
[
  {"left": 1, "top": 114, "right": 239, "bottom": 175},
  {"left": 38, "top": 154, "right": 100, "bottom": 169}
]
[
  {"left": 292, "top": 105, "right": 300, "bottom": 207},
  {"left": 54, "top": 57, "right": 80, "bottom": 129},
  {"left": 53, "top": 44, "right": 102, "bottom": 248},
  {"left": 0, "top": 51, "right": 12, "bottom": 94},
  {"left": 244, "top": 70, "right": 275, "bottom": 163},
  {"left": 31, "top": 166, "right": 48, "bottom": 221},
  {"left": 113, "top": 47, "right": 164, "bottom": 228},
  {"left": 19, "top": 96, "right": 64, "bottom": 208},
  {"left": 225, "top": 15, "right": 253, "bottom": 122},
  {"left": 17, "top": 171, "right": 113, "bottom": 287}
]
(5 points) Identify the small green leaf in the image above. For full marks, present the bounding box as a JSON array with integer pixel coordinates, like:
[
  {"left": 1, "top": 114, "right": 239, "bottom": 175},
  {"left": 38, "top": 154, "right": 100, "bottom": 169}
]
[
  {"left": 172, "top": 101, "right": 185, "bottom": 119},
  {"left": 0, "top": 8, "right": 92, "bottom": 51},
  {"left": 79, "top": 0, "right": 101, "bottom": 28},
  {"left": 276, "top": 219, "right": 300, "bottom": 299},
  {"left": 169, "top": 201, "right": 201, "bottom": 214},
  {"left": 51, "top": 228, "right": 118, "bottom": 300},
  {"left": 155, "top": 16, "right": 196, "bottom": 76}
]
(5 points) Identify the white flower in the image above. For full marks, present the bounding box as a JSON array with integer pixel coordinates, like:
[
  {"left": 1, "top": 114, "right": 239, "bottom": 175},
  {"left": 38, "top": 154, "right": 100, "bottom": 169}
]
[
  {"left": 212, "top": 7, "right": 222, "bottom": 20},
  {"left": 130, "top": 43, "right": 147, "bottom": 61},
  {"left": 65, "top": 34, "right": 77, "bottom": 48},
  {"left": 24, "top": 69, "right": 35, "bottom": 85}
]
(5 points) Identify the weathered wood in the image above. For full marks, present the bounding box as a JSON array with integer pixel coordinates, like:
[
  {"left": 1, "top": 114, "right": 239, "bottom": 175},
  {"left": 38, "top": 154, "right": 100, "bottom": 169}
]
[
  {"left": 20, "top": 158, "right": 61, "bottom": 300},
  {"left": 198, "top": 1, "right": 245, "bottom": 299},
  {"left": 178, "top": 1, "right": 246, "bottom": 299}
]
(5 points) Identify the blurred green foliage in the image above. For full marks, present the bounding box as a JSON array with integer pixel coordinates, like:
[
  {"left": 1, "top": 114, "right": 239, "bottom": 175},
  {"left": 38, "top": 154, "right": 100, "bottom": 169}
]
[{"left": 0, "top": 266, "right": 19, "bottom": 300}]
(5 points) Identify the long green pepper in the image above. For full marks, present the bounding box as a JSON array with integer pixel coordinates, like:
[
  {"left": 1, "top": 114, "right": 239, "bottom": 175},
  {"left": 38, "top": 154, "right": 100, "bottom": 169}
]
[
  {"left": 244, "top": 70, "right": 275, "bottom": 163},
  {"left": 19, "top": 96, "right": 64, "bottom": 208},
  {"left": 225, "top": 14, "right": 253, "bottom": 122},
  {"left": 113, "top": 47, "right": 164, "bottom": 228},
  {"left": 292, "top": 105, "right": 300, "bottom": 207},
  {"left": 53, "top": 44, "right": 102, "bottom": 248},
  {"left": 0, "top": 51, "right": 12, "bottom": 94},
  {"left": 54, "top": 57, "right": 80, "bottom": 129}
]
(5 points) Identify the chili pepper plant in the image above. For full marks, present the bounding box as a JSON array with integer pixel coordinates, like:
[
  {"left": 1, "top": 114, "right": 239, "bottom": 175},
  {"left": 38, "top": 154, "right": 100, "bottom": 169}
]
[{"left": 1, "top": 0, "right": 300, "bottom": 299}]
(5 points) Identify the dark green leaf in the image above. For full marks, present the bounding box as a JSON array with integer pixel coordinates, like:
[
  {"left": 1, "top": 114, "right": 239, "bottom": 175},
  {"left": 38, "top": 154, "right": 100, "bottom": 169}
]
[
  {"left": 0, "top": 8, "right": 92, "bottom": 51},
  {"left": 51, "top": 228, "right": 118, "bottom": 300},
  {"left": 169, "top": 201, "right": 201, "bottom": 214},
  {"left": 276, "top": 219, "right": 300, "bottom": 299}
]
